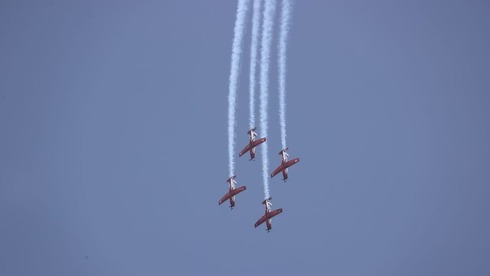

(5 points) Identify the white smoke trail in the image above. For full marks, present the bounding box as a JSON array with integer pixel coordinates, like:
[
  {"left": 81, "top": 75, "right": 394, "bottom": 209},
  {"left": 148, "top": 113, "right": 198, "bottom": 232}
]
[
  {"left": 259, "top": 0, "right": 277, "bottom": 199},
  {"left": 248, "top": 0, "right": 262, "bottom": 129},
  {"left": 228, "top": 0, "right": 250, "bottom": 177},
  {"left": 278, "top": 0, "right": 292, "bottom": 149}
]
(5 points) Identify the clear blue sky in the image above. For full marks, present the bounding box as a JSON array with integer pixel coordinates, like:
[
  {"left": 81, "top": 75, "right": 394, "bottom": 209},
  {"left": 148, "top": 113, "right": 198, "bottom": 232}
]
[{"left": 1, "top": 1, "right": 489, "bottom": 275}]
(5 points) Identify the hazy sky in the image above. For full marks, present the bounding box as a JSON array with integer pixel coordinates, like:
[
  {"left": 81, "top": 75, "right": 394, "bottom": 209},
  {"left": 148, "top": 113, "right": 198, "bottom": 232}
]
[{"left": 1, "top": 1, "right": 489, "bottom": 275}]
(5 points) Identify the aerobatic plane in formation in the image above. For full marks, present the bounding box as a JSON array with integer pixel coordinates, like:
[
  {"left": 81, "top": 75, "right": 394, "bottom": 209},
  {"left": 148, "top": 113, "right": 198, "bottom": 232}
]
[
  {"left": 218, "top": 175, "right": 247, "bottom": 209},
  {"left": 239, "top": 127, "right": 267, "bottom": 160},
  {"left": 254, "top": 197, "right": 283, "bottom": 232},
  {"left": 271, "top": 147, "right": 300, "bottom": 181}
]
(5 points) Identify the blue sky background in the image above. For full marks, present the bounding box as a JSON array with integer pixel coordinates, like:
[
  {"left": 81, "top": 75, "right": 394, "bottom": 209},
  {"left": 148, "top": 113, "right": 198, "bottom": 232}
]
[{"left": 1, "top": 0, "right": 489, "bottom": 275}]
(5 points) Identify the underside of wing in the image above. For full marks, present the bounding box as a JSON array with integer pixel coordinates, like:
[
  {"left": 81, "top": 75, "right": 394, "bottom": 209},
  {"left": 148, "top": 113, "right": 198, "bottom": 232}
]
[
  {"left": 271, "top": 164, "right": 284, "bottom": 178},
  {"left": 268, "top": 208, "right": 283, "bottom": 219},
  {"left": 239, "top": 144, "right": 251, "bottom": 157},
  {"left": 254, "top": 215, "right": 267, "bottom": 228},
  {"left": 251, "top": 137, "right": 266, "bottom": 148},
  {"left": 231, "top": 186, "right": 247, "bottom": 196},
  {"left": 284, "top": 158, "right": 300, "bottom": 169},
  {"left": 218, "top": 192, "right": 231, "bottom": 205}
]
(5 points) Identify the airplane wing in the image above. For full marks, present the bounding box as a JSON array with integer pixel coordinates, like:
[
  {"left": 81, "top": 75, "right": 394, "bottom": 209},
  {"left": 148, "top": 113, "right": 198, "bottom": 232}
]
[
  {"left": 239, "top": 144, "right": 252, "bottom": 157},
  {"left": 250, "top": 137, "right": 266, "bottom": 148},
  {"left": 219, "top": 186, "right": 246, "bottom": 205},
  {"left": 283, "top": 158, "right": 300, "bottom": 169},
  {"left": 254, "top": 214, "right": 268, "bottom": 228},
  {"left": 218, "top": 192, "right": 232, "bottom": 205},
  {"left": 230, "top": 186, "right": 247, "bottom": 196},
  {"left": 271, "top": 164, "right": 284, "bottom": 178},
  {"left": 255, "top": 208, "right": 283, "bottom": 228},
  {"left": 271, "top": 158, "right": 300, "bottom": 178},
  {"left": 268, "top": 208, "right": 283, "bottom": 219}
]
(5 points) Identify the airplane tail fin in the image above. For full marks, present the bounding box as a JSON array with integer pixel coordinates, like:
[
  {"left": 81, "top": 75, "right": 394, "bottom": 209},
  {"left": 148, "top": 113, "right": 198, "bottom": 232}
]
[
  {"left": 247, "top": 127, "right": 257, "bottom": 135},
  {"left": 227, "top": 175, "right": 236, "bottom": 183},
  {"left": 278, "top": 147, "right": 289, "bottom": 155},
  {"left": 262, "top": 197, "right": 272, "bottom": 205}
]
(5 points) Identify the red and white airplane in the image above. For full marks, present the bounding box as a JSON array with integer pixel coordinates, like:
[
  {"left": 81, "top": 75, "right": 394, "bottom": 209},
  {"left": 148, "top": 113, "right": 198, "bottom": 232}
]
[
  {"left": 271, "top": 147, "right": 300, "bottom": 181},
  {"left": 254, "top": 197, "right": 283, "bottom": 232},
  {"left": 218, "top": 175, "right": 247, "bottom": 209},
  {"left": 239, "top": 127, "right": 266, "bottom": 160}
]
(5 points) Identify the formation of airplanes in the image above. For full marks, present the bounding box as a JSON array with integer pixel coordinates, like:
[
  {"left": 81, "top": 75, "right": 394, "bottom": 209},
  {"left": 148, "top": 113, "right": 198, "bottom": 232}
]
[{"left": 218, "top": 128, "right": 300, "bottom": 232}]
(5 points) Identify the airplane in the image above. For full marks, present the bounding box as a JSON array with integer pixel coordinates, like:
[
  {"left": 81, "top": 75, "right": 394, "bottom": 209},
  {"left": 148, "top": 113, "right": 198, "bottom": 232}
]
[
  {"left": 271, "top": 147, "right": 300, "bottom": 181},
  {"left": 239, "top": 127, "right": 267, "bottom": 160},
  {"left": 218, "top": 175, "right": 246, "bottom": 209},
  {"left": 254, "top": 197, "right": 283, "bottom": 232}
]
